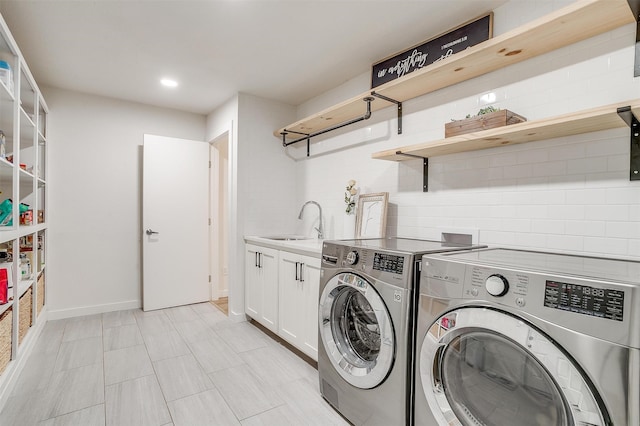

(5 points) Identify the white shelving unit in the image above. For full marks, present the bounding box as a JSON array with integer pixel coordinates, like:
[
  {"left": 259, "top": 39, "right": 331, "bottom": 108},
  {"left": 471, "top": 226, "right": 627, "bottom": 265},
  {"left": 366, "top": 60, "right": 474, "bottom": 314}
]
[{"left": 0, "top": 11, "right": 48, "bottom": 399}]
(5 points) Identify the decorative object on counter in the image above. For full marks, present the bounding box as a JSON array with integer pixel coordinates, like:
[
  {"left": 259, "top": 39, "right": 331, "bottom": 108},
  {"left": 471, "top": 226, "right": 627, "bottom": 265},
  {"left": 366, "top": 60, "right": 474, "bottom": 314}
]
[
  {"left": 344, "top": 180, "right": 358, "bottom": 214},
  {"left": 446, "top": 106, "right": 526, "bottom": 137},
  {"left": 343, "top": 180, "right": 358, "bottom": 239},
  {"left": 355, "top": 192, "right": 389, "bottom": 238},
  {"left": 372, "top": 13, "right": 493, "bottom": 88}
]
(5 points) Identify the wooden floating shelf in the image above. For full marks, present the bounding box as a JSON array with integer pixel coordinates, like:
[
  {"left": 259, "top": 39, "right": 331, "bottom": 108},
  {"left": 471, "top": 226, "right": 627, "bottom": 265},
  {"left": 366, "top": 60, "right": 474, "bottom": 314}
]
[
  {"left": 275, "top": 0, "right": 635, "bottom": 140},
  {"left": 372, "top": 99, "right": 640, "bottom": 161}
]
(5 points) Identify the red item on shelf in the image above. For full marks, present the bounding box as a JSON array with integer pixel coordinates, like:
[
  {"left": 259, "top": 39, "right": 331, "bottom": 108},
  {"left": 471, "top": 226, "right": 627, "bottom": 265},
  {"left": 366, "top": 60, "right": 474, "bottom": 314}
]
[{"left": 0, "top": 268, "right": 7, "bottom": 304}]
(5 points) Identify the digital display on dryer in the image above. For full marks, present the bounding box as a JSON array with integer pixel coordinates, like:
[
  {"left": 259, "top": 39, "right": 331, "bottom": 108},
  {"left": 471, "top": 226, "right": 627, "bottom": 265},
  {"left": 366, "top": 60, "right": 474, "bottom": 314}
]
[
  {"left": 373, "top": 253, "right": 404, "bottom": 274},
  {"left": 544, "top": 280, "right": 624, "bottom": 321}
]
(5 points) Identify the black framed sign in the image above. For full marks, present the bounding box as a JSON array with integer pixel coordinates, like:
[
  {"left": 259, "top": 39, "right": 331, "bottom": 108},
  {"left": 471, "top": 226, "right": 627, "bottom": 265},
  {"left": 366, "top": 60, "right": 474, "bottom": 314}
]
[{"left": 371, "top": 13, "right": 493, "bottom": 89}]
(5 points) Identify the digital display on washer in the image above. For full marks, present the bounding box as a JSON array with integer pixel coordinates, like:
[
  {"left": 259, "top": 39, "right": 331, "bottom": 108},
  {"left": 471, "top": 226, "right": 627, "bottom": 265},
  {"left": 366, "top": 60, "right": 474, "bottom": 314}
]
[
  {"left": 544, "top": 280, "right": 624, "bottom": 321},
  {"left": 373, "top": 253, "right": 404, "bottom": 274}
]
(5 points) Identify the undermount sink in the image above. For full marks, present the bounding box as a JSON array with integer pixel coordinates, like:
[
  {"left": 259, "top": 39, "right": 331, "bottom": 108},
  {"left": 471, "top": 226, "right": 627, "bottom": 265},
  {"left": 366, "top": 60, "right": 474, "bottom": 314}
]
[{"left": 262, "top": 235, "right": 311, "bottom": 241}]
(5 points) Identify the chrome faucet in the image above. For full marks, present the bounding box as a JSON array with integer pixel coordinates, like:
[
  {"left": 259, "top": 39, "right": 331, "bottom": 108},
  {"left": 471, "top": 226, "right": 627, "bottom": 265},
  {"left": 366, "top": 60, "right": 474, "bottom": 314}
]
[{"left": 298, "top": 201, "right": 324, "bottom": 239}]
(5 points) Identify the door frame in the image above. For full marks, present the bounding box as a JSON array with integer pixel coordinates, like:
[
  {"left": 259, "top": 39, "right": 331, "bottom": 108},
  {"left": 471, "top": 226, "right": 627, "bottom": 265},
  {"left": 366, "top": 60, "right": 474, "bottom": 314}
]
[{"left": 210, "top": 131, "right": 229, "bottom": 301}]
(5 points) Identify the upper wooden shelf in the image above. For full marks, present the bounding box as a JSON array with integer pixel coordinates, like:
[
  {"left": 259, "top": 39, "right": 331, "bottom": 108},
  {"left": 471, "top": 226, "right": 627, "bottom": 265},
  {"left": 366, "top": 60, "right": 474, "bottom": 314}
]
[
  {"left": 372, "top": 99, "right": 640, "bottom": 161},
  {"left": 275, "top": 0, "right": 636, "bottom": 140}
]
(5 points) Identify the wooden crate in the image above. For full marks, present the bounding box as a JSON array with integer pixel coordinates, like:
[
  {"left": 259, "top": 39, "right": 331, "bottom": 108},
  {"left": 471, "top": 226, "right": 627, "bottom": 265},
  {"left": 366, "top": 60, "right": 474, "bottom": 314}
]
[
  {"left": 445, "top": 110, "right": 526, "bottom": 138},
  {"left": 0, "top": 307, "right": 12, "bottom": 375},
  {"left": 37, "top": 273, "right": 44, "bottom": 316},
  {"left": 18, "top": 288, "right": 32, "bottom": 345}
]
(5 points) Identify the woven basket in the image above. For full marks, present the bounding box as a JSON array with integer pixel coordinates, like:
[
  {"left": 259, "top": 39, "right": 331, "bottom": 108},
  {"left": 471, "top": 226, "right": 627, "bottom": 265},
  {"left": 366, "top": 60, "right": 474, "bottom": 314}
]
[
  {"left": 37, "top": 273, "right": 44, "bottom": 316},
  {"left": 18, "top": 288, "right": 32, "bottom": 345},
  {"left": 0, "top": 307, "right": 12, "bottom": 375}
]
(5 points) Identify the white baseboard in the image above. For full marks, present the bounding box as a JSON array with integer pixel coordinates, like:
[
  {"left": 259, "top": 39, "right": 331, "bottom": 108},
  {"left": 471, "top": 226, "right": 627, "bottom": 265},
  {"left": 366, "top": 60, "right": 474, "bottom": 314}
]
[{"left": 47, "top": 300, "right": 141, "bottom": 320}]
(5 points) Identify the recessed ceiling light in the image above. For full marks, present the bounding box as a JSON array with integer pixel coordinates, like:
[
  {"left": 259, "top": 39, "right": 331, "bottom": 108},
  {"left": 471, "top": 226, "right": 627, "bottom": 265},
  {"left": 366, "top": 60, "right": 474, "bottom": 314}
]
[{"left": 161, "top": 78, "right": 178, "bottom": 88}]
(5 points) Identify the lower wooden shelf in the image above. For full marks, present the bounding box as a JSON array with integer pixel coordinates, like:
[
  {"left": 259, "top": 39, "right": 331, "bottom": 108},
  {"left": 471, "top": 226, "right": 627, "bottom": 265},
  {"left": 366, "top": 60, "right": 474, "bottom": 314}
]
[{"left": 372, "top": 99, "right": 640, "bottom": 161}]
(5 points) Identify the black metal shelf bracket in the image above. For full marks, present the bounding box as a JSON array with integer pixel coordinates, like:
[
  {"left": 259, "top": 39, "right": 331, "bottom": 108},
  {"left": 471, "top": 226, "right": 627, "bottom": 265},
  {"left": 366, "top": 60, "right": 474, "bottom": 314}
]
[
  {"left": 371, "top": 91, "right": 403, "bottom": 135},
  {"left": 395, "top": 151, "right": 429, "bottom": 192},
  {"left": 617, "top": 105, "right": 640, "bottom": 181},
  {"left": 628, "top": 0, "right": 640, "bottom": 76},
  {"left": 280, "top": 97, "right": 376, "bottom": 156}
]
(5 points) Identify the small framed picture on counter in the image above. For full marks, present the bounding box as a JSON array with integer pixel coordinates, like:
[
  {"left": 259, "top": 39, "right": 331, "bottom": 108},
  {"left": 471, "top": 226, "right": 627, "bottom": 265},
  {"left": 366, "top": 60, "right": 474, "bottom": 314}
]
[{"left": 355, "top": 192, "right": 389, "bottom": 239}]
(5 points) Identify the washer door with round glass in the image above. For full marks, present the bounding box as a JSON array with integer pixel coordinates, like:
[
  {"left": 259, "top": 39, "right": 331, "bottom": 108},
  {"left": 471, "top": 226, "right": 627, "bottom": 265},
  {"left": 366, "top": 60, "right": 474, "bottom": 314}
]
[
  {"left": 420, "top": 307, "right": 608, "bottom": 426},
  {"left": 319, "top": 272, "right": 395, "bottom": 389}
]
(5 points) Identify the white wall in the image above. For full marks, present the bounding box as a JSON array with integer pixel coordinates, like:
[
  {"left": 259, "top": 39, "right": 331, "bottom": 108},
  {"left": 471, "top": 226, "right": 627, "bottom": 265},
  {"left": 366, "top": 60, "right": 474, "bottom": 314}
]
[
  {"left": 290, "top": 1, "right": 640, "bottom": 259},
  {"left": 206, "top": 93, "right": 297, "bottom": 319},
  {"left": 45, "top": 87, "right": 206, "bottom": 318}
]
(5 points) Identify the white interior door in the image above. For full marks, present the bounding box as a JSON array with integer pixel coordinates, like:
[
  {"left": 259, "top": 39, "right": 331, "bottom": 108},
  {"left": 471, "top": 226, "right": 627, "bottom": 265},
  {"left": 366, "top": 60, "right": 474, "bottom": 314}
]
[{"left": 143, "top": 134, "right": 210, "bottom": 311}]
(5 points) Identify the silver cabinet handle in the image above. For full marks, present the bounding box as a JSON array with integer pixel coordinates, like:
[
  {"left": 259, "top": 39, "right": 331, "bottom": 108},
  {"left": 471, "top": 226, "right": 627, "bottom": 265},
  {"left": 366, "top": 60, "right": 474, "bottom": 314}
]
[{"left": 146, "top": 229, "right": 159, "bottom": 235}]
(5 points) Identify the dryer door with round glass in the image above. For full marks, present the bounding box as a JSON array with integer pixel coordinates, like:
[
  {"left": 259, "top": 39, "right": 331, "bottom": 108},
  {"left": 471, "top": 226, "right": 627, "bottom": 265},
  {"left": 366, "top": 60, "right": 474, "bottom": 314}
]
[
  {"left": 419, "top": 307, "right": 609, "bottom": 426},
  {"left": 319, "top": 272, "right": 395, "bottom": 389}
]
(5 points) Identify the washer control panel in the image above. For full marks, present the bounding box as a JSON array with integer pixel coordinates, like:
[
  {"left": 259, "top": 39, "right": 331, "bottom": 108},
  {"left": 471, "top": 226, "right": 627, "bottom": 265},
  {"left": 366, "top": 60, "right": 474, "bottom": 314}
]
[{"left": 373, "top": 252, "right": 405, "bottom": 275}]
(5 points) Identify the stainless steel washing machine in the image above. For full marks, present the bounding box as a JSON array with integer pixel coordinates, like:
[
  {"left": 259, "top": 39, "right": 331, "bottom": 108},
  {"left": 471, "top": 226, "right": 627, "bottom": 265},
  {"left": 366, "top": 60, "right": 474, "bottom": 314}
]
[
  {"left": 318, "top": 238, "right": 485, "bottom": 426},
  {"left": 415, "top": 248, "right": 640, "bottom": 426}
]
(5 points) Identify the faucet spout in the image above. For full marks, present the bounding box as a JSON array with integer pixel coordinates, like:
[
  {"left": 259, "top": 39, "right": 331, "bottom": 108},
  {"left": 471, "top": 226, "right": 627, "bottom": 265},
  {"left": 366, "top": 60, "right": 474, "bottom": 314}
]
[{"left": 298, "top": 201, "right": 324, "bottom": 239}]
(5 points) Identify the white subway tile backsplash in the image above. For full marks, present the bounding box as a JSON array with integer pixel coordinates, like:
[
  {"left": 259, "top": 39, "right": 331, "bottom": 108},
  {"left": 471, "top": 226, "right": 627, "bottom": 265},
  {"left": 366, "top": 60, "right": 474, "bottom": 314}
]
[
  {"left": 532, "top": 161, "right": 567, "bottom": 177},
  {"left": 552, "top": 205, "right": 587, "bottom": 220},
  {"left": 607, "top": 188, "right": 640, "bottom": 205},
  {"left": 565, "top": 189, "right": 608, "bottom": 205},
  {"left": 585, "top": 205, "right": 629, "bottom": 221},
  {"left": 546, "top": 234, "right": 584, "bottom": 252},
  {"left": 566, "top": 157, "right": 609, "bottom": 175},
  {"left": 607, "top": 222, "right": 640, "bottom": 239},
  {"left": 532, "top": 219, "right": 565, "bottom": 235},
  {"left": 516, "top": 204, "right": 548, "bottom": 219},
  {"left": 607, "top": 155, "right": 628, "bottom": 172},
  {"left": 583, "top": 237, "right": 629, "bottom": 256},
  {"left": 565, "top": 221, "right": 606, "bottom": 237}
]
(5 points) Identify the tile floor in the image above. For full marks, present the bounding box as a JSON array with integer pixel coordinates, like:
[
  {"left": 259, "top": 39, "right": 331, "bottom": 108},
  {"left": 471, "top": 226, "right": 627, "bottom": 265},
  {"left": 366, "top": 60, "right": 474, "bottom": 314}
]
[{"left": 0, "top": 302, "right": 349, "bottom": 426}]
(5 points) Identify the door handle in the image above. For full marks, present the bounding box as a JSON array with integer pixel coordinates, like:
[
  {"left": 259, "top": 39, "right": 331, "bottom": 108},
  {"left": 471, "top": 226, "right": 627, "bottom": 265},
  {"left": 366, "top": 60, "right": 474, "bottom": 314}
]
[
  {"left": 295, "top": 262, "right": 299, "bottom": 281},
  {"left": 300, "top": 263, "right": 304, "bottom": 282},
  {"left": 146, "top": 229, "right": 159, "bottom": 235}
]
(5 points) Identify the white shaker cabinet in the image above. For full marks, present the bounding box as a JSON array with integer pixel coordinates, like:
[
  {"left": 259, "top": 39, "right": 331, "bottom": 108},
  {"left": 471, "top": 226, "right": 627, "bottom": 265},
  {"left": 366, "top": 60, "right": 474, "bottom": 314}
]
[
  {"left": 278, "top": 251, "right": 320, "bottom": 361},
  {"left": 244, "top": 244, "right": 279, "bottom": 333}
]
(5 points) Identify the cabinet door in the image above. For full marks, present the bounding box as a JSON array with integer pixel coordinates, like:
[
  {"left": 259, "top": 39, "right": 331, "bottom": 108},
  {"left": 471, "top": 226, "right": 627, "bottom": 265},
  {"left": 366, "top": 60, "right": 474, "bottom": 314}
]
[
  {"left": 278, "top": 252, "right": 304, "bottom": 345},
  {"left": 300, "top": 255, "right": 321, "bottom": 361},
  {"left": 244, "top": 244, "right": 261, "bottom": 318},
  {"left": 258, "top": 247, "right": 278, "bottom": 333}
]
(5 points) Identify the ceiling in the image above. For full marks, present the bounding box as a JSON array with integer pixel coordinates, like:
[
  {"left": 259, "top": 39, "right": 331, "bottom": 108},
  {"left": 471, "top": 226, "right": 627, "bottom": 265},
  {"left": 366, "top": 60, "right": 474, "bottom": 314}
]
[{"left": 0, "top": 0, "right": 508, "bottom": 115}]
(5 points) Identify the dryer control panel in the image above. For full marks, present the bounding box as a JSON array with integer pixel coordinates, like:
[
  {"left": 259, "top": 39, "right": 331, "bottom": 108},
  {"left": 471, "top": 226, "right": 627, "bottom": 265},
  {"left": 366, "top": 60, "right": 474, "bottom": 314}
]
[{"left": 421, "top": 254, "right": 637, "bottom": 347}]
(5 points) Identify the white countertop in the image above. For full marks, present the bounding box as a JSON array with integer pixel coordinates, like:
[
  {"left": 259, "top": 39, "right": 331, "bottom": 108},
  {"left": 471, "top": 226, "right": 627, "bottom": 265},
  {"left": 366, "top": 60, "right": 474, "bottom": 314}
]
[{"left": 244, "top": 235, "right": 324, "bottom": 258}]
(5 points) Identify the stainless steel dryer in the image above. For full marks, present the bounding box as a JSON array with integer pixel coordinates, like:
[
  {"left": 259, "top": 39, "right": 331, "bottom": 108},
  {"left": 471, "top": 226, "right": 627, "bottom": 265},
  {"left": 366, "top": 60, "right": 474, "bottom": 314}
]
[
  {"left": 415, "top": 248, "right": 640, "bottom": 426},
  {"left": 318, "top": 238, "right": 485, "bottom": 426}
]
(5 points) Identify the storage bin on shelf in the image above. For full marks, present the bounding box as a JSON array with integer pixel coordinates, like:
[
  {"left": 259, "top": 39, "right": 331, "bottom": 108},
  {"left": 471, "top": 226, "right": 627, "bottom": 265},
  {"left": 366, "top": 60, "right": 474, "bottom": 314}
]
[
  {"left": 18, "top": 287, "right": 32, "bottom": 344},
  {"left": 0, "top": 307, "right": 12, "bottom": 375},
  {"left": 37, "top": 273, "right": 44, "bottom": 316}
]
